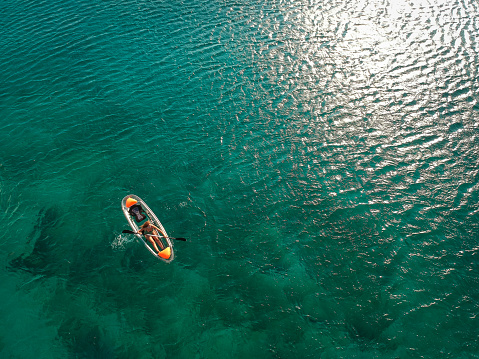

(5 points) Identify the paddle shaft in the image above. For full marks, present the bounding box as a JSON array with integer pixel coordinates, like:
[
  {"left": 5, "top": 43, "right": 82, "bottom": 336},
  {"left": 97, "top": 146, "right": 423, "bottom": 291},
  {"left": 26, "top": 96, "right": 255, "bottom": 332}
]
[{"left": 122, "top": 229, "right": 186, "bottom": 241}]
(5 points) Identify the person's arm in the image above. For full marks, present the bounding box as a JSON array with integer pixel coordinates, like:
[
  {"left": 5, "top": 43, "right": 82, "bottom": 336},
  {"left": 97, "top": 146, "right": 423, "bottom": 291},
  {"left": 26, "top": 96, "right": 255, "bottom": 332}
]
[{"left": 152, "top": 225, "right": 166, "bottom": 237}]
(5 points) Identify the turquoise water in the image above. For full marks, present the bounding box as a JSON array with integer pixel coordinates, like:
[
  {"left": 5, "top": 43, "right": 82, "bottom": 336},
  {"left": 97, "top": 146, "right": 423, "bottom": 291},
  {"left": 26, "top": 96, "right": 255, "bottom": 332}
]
[{"left": 1, "top": 0, "right": 479, "bottom": 357}]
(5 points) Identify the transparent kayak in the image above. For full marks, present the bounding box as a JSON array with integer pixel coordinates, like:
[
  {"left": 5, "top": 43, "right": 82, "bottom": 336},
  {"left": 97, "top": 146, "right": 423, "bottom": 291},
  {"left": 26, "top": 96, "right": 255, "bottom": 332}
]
[{"left": 121, "top": 194, "right": 174, "bottom": 263}]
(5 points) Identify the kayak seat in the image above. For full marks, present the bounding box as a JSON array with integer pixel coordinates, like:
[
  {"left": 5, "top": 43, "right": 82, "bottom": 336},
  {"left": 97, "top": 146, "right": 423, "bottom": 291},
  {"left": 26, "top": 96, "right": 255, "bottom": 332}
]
[{"left": 129, "top": 204, "right": 147, "bottom": 223}]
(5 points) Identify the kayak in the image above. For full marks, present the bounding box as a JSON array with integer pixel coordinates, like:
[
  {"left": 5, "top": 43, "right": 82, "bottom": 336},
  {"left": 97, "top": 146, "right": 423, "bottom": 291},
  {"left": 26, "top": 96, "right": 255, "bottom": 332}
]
[{"left": 121, "top": 194, "right": 174, "bottom": 263}]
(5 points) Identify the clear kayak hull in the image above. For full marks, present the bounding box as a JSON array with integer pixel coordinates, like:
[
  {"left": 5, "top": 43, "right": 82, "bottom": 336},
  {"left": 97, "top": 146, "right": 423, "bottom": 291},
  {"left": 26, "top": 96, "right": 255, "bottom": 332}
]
[{"left": 121, "top": 194, "right": 174, "bottom": 263}]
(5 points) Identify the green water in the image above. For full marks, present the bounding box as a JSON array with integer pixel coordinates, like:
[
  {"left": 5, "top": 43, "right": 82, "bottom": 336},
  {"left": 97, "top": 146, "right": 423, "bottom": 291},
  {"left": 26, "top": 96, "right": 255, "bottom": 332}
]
[{"left": 1, "top": 0, "right": 479, "bottom": 357}]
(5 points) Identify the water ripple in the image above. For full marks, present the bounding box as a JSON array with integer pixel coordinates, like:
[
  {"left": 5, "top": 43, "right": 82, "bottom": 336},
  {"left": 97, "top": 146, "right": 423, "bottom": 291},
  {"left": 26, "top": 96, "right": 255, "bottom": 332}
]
[{"left": 1, "top": 0, "right": 479, "bottom": 357}]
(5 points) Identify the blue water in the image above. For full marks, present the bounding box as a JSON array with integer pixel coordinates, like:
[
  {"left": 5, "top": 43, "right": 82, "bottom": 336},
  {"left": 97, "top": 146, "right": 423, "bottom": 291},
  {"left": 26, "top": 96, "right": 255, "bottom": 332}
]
[{"left": 1, "top": 0, "right": 479, "bottom": 357}]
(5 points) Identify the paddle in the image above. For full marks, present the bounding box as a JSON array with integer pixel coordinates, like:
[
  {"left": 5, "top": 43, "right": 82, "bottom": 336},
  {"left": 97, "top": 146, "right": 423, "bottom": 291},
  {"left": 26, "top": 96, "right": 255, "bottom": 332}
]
[{"left": 122, "top": 229, "right": 187, "bottom": 241}]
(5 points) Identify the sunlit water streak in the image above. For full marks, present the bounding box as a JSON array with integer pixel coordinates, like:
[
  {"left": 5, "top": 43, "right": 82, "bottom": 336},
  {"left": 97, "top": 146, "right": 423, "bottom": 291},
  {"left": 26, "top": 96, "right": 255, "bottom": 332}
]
[{"left": 1, "top": 0, "right": 478, "bottom": 357}]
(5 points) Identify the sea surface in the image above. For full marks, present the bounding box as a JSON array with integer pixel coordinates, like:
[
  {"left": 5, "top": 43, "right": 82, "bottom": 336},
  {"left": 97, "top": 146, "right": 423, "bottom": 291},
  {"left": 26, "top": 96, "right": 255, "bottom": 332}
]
[{"left": 1, "top": 0, "right": 479, "bottom": 357}]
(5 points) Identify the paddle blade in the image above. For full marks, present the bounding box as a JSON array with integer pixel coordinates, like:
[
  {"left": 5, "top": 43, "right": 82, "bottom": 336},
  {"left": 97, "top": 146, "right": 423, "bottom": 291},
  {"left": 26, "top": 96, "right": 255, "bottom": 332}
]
[
  {"left": 122, "top": 230, "right": 136, "bottom": 234},
  {"left": 175, "top": 237, "right": 187, "bottom": 241}
]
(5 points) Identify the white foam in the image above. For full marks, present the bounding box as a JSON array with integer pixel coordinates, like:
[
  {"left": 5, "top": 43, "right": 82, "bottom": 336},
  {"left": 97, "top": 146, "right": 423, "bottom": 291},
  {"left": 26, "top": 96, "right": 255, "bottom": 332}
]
[{"left": 111, "top": 234, "right": 135, "bottom": 251}]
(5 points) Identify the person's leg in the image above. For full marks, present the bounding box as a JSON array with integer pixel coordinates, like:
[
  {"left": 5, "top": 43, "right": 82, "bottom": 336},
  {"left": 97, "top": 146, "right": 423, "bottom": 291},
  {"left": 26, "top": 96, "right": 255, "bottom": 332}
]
[
  {"left": 146, "top": 235, "right": 161, "bottom": 253},
  {"left": 153, "top": 230, "right": 165, "bottom": 250}
]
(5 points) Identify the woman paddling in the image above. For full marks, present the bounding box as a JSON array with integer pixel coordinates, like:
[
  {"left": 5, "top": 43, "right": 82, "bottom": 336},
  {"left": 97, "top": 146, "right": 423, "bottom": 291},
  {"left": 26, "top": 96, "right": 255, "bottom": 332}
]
[{"left": 137, "top": 221, "right": 166, "bottom": 254}]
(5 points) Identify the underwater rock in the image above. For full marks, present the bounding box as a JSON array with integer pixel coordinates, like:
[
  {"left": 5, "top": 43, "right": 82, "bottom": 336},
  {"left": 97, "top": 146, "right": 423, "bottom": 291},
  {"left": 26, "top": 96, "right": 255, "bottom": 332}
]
[
  {"left": 9, "top": 207, "right": 64, "bottom": 276},
  {"left": 57, "top": 317, "right": 115, "bottom": 359}
]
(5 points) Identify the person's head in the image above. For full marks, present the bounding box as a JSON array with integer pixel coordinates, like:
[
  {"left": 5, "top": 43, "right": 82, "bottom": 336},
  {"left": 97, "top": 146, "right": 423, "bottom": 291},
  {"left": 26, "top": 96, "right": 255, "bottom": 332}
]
[{"left": 141, "top": 221, "right": 151, "bottom": 229}]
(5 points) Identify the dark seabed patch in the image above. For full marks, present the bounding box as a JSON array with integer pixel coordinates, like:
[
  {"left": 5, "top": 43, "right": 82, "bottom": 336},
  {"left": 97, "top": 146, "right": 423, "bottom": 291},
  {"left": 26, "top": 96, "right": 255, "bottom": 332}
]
[{"left": 9, "top": 207, "right": 67, "bottom": 276}]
